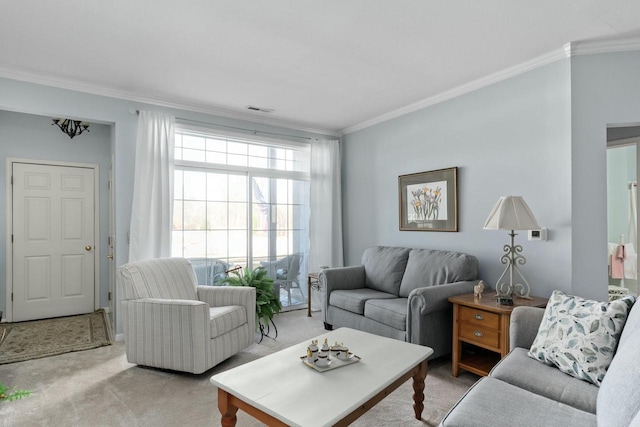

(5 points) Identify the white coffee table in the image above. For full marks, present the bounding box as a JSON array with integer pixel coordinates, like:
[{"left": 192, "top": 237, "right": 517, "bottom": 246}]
[{"left": 210, "top": 327, "right": 434, "bottom": 427}]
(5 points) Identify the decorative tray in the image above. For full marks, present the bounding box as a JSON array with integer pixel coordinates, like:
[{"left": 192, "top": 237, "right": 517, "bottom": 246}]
[{"left": 300, "top": 353, "right": 361, "bottom": 373}]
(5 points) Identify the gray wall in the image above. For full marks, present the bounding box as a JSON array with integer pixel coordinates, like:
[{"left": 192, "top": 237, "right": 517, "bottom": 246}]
[
  {"left": 0, "top": 111, "right": 111, "bottom": 312},
  {"left": 342, "top": 60, "right": 572, "bottom": 300},
  {"left": 571, "top": 50, "right": 640, "bottom": 300},
  {"left": 342, "top": 49, "right": 640, "bottom": 302},
  {"left": 0, "top": 77, "right": 332, "bottom": 333}
]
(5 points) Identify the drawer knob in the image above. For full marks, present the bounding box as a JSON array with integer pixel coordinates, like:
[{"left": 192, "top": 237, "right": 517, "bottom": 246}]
[
  {"left": 473, "top": 330, "right": 484, "bottom": 338},
  {"left": 474, "top": 313, "right": 484, "bottom": 320}
]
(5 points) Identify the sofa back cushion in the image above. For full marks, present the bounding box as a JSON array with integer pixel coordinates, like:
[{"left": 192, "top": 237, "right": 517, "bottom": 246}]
[
  {"left": 398, "top": 248, "right": 479, "bottom": 297},
  {"left": 597, "top": 325, "right": 640, "bottom": 427},
  {"left": 362, "top": 246, "right": 411, "bottom": 295},
  {"left": 618, "top": 297, "right": 640, "bottom": 349}
]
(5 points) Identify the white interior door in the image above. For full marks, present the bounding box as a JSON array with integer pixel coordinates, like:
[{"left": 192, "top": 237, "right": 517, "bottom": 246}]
[{"left": 12, "top": 162, "right": 96, "bottom": 321}]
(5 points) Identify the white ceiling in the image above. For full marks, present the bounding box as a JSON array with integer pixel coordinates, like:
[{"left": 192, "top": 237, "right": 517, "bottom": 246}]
[{"left": 2, "top": 1, "right": 640, "bottom": 135}]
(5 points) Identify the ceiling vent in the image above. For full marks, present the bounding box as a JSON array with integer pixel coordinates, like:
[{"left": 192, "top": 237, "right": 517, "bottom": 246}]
[{"left": 246, "top": 105, "right": 274, "bottom": 113}]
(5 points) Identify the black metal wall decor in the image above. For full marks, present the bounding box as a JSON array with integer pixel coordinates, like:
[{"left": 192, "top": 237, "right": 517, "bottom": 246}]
[{"left": 52, "top": 118, "right": 90, "bottom": 139}]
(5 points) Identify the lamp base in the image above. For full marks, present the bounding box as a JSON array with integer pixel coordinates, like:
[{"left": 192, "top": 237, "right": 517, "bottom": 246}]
[{"left": 496, "top": 295, "right": 514, "bottom": 306}]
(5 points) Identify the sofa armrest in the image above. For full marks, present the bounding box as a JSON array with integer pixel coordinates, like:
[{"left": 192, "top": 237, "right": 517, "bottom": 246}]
[
  {"left": 197, "top": 286, "right": 256, "bottom": 333},
  {"left": 509, "top": 306, "right": 545, "bottom": 351},
  {"left": 320, "top": 265, "right": 366, "bottom": 293},
  {"left": 320, "top": 266, "right": 366, "bottom": 322},
  {"left": 406, "top": 280, "right": 479, "bottom": 357},
  {"left": 408, "top": 280, "right": 480, "bottom": 315},
  {"left": 197, "top": 285, "right": 255, "bottom": 308}
]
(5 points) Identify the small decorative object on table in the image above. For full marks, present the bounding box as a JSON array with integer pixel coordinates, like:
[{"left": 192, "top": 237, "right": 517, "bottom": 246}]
[
  {"left": 473, "top": 281, "right": 485, "bottom": 298},
  {"left": 317, "top": 339, "right": 330, "bottom": 367},
  {"left": 307, "top": 340, "right": 319, "bottom": 364},
  {"left": 301, "top": 338, "right": 360, "bottom": 372}
]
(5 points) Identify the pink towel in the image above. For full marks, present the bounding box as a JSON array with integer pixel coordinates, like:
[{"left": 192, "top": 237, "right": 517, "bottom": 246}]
[{"left": 611, "top": 244, "right": 625, "bottom": 279}]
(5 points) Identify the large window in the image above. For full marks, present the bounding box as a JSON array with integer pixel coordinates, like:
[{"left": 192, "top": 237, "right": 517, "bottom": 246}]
[{"left": 172, "top": 126, "right": 310, "bottom": 308}]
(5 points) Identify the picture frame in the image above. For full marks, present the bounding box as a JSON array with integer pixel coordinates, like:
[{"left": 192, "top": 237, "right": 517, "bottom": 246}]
[{"left": 398, "top": 167, "right": 458, "bottom": 232}]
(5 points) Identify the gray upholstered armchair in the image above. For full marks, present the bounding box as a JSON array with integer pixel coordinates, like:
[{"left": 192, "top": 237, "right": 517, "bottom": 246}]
[{"left": 117, "top": 257, "right": 255, "bottom": 374}]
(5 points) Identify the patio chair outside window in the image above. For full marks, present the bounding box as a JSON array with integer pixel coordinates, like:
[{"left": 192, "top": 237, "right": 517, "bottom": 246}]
[
  {"left": 260, "top": 254, "right": 303, "bottom": 305},
  {"left": 189, "top": 258, "right": 231, "bottom": 286}
]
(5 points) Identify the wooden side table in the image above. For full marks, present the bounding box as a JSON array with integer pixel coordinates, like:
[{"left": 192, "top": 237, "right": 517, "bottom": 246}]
[
  {"left": 448, "top": 290, "right": 547, "bottom": 377},
  {"left": 307, "top": 273, "right": 321, "bottom": 317}
]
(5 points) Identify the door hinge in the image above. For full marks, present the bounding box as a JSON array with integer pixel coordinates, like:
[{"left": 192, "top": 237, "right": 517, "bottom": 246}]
[
  {"left": 10, "top": 175, "right": 13, "bottom": 185},
  {"left": 11, "top": 292, "right": 13, "bottom": 301},
  {"left": 108, "top": 180, "right": 112, "bottom": 190},
  {"left": 11, "top": 234, "right": 13, "bottom": 243},
  {"left": 108, "top": 291, "right": 112, "bottom": 301}
]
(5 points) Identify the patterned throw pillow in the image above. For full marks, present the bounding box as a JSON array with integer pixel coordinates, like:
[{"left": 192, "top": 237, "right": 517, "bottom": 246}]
[{"left": 528, "top": 290, "right": 635, "bottom": 386}]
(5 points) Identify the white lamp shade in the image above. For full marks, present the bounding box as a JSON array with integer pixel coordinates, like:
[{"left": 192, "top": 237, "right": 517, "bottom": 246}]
[{"left": 483, "top": 196, "right": 541, "bottom": 230}]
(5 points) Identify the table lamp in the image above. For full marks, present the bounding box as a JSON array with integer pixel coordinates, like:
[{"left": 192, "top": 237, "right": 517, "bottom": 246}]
[{"left": 483, "top": 196, "right": 540, "bottom": 305}]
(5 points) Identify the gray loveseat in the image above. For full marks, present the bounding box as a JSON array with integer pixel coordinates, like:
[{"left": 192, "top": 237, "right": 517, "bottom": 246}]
[
  {"left": 440, "top": 301, "right": 640, "bottom": 427},
  {"left": 321, "top": 246, "right": 479, "bottom": 359}
]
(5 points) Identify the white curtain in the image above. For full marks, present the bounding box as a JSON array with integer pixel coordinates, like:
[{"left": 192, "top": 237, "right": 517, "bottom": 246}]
[
  {"left": 309, "top": 139, "right": 344, "bottom": 309},
  {"left": 129, "top": 111, "right": 175, "bottom": 262}
]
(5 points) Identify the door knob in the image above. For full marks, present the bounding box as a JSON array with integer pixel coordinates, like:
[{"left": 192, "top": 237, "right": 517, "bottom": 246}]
[
  {"left": 106, "top": 254, "right": 114, "bottom": 260},
  {"left": 85, "top": 245, "right": 92, "bottom": 251}
]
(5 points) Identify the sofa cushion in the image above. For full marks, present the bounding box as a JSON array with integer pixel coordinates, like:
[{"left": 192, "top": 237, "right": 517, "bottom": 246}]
[
  {"left": 209, "top": 306, "right": 246, "bottom": 338},
  {"left": 329, "top": 289, "right": 396, "bottom": 315},
  {"left": 399, "top": 248, "right": 478, "bottom": 297},
  {"left": 597, "top": 324, "right": 640, "bottom": 427},
  {"left": 528, "top": 290, "right": 635, "bottom": 386},
  {"left": 491, "top": 348, "right": 598, "bottom": 413},
  {"left": 364, "top": 298, "right": 408, "bottom": 331},
  {"left": 439, "top": 377, "right": 596, "bottom": 427},
  {"left": 618, "top": 296, "right": 640, "bottom": 349},
  {"left": 361, "top": 246, "right": 410, "bottom": 295}
]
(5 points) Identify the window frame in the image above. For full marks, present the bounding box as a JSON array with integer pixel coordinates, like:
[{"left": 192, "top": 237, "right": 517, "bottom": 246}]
[{"left": 172, "top": 123, "right": 311, "bottom": 273}]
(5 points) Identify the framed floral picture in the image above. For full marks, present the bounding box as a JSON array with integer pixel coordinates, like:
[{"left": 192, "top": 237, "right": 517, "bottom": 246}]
[{"left": 398, "top": 167, "right": 458, "bottom": 231}]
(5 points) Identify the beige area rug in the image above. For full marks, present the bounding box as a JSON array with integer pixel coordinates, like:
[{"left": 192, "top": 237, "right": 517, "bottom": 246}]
[{"left": 0, "top": 309, "right": 113, "bottom": 364}]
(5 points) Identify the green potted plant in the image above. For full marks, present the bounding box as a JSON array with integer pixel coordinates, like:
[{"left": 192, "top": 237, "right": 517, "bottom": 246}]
[
  {"left": 222, "top": 266, "right": 282, "bottom": 342},
  {"left": 0, "top": 381, "right": 31, "bottom": 403}
]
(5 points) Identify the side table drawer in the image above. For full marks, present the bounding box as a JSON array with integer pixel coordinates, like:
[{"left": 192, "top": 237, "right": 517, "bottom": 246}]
[
  {"left": 459, "top": 306, "right": 500, "bottom": 329},
  {"left": 459, "top": 323, "right": 500, "bottom": 348}
]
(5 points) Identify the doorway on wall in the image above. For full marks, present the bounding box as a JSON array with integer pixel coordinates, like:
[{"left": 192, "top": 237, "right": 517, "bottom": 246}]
[
  {"left": 606, "top": 125, "right": 640, "bottom": 298},
  {"left": 7, "top": 159, "right": 100, "bottom": 322}
]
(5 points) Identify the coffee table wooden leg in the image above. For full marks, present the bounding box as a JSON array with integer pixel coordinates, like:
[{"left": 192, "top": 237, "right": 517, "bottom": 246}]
[
  {"left": 412, "top": 359, "right": 428, "bottom": 420},
  {"left": 218, "top": 388, "right": 238, "bottom": 427}
]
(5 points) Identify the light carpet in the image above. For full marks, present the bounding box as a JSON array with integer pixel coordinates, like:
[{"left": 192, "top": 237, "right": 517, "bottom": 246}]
[
  {"left": 0, "top": 310, "right": 113, "bottom": 365},
  {"left": 0, "top": 310, "right": 477, "bottom": 426}
]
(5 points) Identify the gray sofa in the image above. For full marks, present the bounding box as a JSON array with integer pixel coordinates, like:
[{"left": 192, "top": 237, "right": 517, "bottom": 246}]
[
  {"left": 440, "top": 302, "right": 640, "bottom": 427},
  {"left": 321, "top": 246, "right": 479, "bottom": 359}
]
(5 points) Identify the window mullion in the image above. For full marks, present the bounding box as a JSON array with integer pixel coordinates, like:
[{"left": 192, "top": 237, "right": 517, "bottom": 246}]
[{"left": 247, "top": 171, "right": 253, "bottom": 270}]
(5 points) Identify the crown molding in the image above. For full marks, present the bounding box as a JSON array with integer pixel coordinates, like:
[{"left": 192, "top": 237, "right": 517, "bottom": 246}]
[
  {"left": 340, "top": 47, "right": 569, "bottom": 135},
  {"left": 567, "top": 37, "right": 640, "bottom": 56},
  {"left": 342, "top": 37, "right": 640, "bottom": 136},
  {"left": 0, "top": 67, "right": 339, "bottom": 137}
]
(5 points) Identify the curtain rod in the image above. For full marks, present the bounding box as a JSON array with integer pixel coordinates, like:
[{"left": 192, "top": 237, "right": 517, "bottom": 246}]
[{"left": 133, "top": 109, "right": 314, "bottom": 141}]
